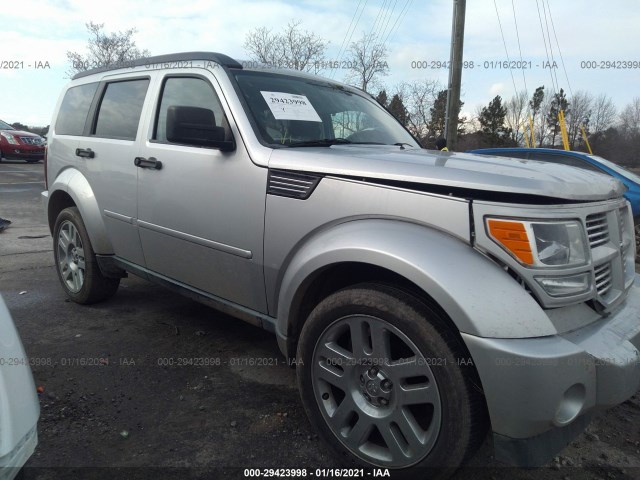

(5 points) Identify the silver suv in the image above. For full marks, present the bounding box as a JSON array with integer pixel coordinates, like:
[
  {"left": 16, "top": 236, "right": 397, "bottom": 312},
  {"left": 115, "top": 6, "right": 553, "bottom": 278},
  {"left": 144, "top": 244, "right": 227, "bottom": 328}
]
[{"left": 43, "top": 52, "right": 640, "bottom": 476}]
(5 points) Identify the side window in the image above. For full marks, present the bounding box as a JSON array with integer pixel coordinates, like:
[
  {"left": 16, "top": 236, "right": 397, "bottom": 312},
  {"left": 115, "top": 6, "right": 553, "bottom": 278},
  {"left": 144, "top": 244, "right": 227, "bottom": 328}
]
[
  {"left": 94, "top": 79, "right": 150, "bottom": 140},
  {"left": 532, "top": 153, "right": 603, "bottom": 173},
  {"left": 154, "top": 77, "right": 225, "bottom": 145},
  {"left": 55, "top": 83, "right": 99, "bottom": 136}
]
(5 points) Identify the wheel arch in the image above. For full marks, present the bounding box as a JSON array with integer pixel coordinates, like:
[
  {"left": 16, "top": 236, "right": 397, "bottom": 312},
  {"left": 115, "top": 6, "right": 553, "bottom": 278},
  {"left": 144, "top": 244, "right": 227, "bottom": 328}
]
[
  {"left": 275, "top": 219, "right": 556, "bottom": 359},
  {"left": 47, "top": 168, "right": 114, "bottom": 254}
]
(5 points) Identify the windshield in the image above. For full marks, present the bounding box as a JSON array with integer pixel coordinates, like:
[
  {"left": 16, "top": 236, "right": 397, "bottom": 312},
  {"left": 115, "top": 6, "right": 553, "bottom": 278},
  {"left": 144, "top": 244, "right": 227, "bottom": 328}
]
[
  {"left": 590, "top": 155, "right": 640, "bottom": 184},
  {"left": 0, "top": 119, "right": 15, "bottom": 130},
  {"left": 232, "top": 70, "right": 419, "bottom": 148}
]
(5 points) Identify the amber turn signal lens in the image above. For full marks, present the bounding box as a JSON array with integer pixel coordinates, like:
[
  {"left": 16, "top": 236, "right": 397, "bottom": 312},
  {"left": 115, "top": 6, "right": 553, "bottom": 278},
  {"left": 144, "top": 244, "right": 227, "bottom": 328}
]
[{"left": 487, "top": 219, "right": 533, "bottom": 265}]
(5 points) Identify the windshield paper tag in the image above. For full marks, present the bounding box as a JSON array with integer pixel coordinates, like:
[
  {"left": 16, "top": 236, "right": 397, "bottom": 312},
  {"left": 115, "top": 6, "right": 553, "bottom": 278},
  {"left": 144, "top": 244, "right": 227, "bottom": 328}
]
[{"left": 261, "top": 92, "right": 322, "bottom": 122}]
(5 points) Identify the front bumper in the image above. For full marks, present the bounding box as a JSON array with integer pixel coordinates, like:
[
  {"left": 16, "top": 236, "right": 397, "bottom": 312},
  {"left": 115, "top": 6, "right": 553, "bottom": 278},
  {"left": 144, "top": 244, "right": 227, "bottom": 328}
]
[
  {"left": 463, "top": 276, "right": 640, "bottom": 467},
  {"left": 1, "top": 146, "right": 45, "bottom": 161}
]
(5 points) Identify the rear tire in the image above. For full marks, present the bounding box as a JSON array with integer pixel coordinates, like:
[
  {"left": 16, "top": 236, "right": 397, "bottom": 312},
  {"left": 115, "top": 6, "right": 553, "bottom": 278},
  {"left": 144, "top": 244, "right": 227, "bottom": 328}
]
[
  {"left": 296, "top": 284, "right": 487, "bottom": 478},
  {"left": 53, "top": 207, "right": 119, "bottom": 304}
]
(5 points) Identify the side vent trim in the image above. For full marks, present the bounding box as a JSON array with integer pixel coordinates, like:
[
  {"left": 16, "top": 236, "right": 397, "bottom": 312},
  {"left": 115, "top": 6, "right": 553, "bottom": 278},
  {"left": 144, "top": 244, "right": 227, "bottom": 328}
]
[{"left": 267, "top": 169, "right": 323, "bottom": 200}]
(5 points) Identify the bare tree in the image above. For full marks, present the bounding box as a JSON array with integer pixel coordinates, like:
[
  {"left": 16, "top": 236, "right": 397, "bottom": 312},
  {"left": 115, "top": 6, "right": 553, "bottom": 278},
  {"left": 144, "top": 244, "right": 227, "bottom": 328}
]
[
  {"left": 566, "top": 91, "right": 593, "bottom": 149},
  {"left": 535, "top": 93, "right": 554, "bottom": 147},
  {"left": 66, "top": 22, "right": 150, "bottom": 77},
  {"left": 505, "top": 91, "right": 529, "bottom": 146},
  {"left": 243, "top": 20, "right": 328, "bottom": 73},
  {"left": 391, "top": 80, "right": 441, "bottom": 141},
  {"left": 619, "top": 97, "right": 640, "bottom": 138},
  {"left": 591, "top": 94, "right": 617, "bottom": 136},
  {"left": 345, "top": 33, "right": 389, "bottom": 93}
]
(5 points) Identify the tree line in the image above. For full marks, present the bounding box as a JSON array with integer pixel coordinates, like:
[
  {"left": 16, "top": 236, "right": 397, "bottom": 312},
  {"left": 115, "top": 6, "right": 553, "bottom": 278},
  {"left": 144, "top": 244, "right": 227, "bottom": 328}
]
[{"left": 11, "top": 21, "right": 639, "bottom": 167}]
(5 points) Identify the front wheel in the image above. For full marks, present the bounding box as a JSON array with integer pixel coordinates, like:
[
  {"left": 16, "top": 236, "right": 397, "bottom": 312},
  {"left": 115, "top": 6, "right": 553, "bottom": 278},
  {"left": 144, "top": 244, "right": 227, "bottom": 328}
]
[
  {"left": 296, "top": 284, "right": 487, "bottom": 477},
  {"left": 53, "top": 207, "right": 119, "bottom": 304}
]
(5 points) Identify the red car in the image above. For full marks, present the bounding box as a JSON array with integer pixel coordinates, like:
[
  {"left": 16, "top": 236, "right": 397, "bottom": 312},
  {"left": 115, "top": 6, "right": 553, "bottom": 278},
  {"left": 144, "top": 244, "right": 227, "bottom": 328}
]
[{"left": 0, "top": 119, "right": 45, "bottom": 163}]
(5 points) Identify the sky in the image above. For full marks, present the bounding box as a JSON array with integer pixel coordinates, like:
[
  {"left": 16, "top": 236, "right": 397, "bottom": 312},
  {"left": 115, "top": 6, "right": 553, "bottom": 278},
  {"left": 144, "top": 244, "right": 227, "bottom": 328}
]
[{"left": 1, "top": 0, "right": 639, "bottom": 127}]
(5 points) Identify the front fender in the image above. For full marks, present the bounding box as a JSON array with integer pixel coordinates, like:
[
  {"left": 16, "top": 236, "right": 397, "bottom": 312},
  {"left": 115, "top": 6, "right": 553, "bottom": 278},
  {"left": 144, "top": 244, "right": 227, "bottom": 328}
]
[
  {"left": 275, "top": 219, "right": 556, "bottom": 355},
  {"left": 48, "top": 168, "right": 114, "bottom": 254}
]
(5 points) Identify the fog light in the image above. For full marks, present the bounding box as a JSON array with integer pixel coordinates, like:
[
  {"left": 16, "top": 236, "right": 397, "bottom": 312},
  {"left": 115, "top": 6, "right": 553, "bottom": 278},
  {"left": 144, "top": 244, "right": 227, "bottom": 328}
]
[
  {"left": 535, "top": 272, "right": 590, "bottom": 297},
  {"left": 554, "top": 383, "right": 586, "bottom": 426}
]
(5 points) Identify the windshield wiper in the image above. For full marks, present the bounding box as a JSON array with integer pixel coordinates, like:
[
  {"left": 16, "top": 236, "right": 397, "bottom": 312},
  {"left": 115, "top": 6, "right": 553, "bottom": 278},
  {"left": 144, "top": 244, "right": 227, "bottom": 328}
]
[{"left": 287, "top": 138, "right": 353, "bottom": 147}]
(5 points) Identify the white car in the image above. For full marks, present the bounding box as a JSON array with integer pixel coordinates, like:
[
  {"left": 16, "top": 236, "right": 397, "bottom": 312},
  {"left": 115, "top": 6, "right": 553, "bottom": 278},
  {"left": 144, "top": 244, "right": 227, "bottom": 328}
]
[{"left": 0, "top": 296, "right": 39, "bottom": 480}]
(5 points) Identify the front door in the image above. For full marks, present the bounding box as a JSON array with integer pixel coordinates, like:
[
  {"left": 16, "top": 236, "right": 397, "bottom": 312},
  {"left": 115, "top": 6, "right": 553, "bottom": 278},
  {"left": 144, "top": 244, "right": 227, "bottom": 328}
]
[{"left": 136, "top": 74, "right": 268, "bottom": 312}]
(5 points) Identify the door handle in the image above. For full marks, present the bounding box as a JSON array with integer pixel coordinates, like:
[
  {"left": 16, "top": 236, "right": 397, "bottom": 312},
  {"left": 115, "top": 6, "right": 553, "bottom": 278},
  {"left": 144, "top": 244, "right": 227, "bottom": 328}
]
[
  {"left": 134, "top": 157, "right": 163, "bottom": 170},
  {"left": 75, "top": 148, "right": 95, "bottom": 158}
]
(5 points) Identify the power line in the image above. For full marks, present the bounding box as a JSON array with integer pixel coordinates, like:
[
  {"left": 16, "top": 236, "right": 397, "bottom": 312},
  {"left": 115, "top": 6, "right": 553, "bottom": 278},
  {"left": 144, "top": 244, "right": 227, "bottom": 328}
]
[
  {"left": 535, "top": 0, "right": 557, "bottom": 93},
  {"left": 546, "top": 0, "right": 573, "bottom": 99},
  {"left": 379, "top": 0, "right": 399, "bottom": 42},
  {"left": 510, "top": 0, "right": 529, "bottom": 100},
  {"left": 330, "top": 0, "right": 368, "bottom": 78},
  {"left": 383, "top": 0, "right": 412, "bottom": 46},
  {"left": 370, "top": 0, "right": 389, "bottom": 37},
  {"left": 493, "top": 0, "right": 519, "bottom": 98},
  {"left": 541, "top": 0, "right": 561, "bottom": 93}
]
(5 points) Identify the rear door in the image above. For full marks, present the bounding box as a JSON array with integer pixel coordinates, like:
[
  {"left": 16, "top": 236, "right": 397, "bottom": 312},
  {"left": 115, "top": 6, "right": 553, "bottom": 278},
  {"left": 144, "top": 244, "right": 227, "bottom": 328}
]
[
  {"left": 81, "top": 75, "right": 153, "bottom": 266},
  {"left": 136, "top": 73, "right": 268, "bottom": 312}
]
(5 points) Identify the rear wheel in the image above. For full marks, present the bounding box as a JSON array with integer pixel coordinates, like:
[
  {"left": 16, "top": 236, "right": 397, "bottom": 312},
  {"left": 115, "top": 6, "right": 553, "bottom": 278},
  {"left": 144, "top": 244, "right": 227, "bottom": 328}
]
[
  {"left": 53, "top": 207, "right": 119, "bottom": 304},
  {"left": 296, "top": 284, "right": 487, "bottom": 478}
]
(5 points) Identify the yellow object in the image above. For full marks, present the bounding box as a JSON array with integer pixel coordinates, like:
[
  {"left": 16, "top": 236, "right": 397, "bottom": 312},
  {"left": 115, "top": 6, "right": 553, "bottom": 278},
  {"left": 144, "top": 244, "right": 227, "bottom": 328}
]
[
  {"left": 440, "top": 147, "right": 449, "bottom": 151},
  {"left": 558, "top": 110, "right": 569, "bottom": 151},
  {"left": 580, "top": 125, "right": 593, "bottom": 154},
  {"left": 529, "top": 115, "right": 535, "bottom": 148},
  {"left": 487, "top": 219, "right": 533, "bottom": 265}
]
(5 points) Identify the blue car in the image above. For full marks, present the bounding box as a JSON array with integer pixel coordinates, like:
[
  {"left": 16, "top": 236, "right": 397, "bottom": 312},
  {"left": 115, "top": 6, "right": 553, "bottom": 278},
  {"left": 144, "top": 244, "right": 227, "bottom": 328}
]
[{"left": 468, "top": 148, "right": 640, "bottom": 255}]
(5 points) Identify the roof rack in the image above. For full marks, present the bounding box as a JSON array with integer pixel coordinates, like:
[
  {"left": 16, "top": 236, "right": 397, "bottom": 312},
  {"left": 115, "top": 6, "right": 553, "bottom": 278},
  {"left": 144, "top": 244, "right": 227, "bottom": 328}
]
[{"left": 72, "top": 51, "right": 242, "bottom": 80}]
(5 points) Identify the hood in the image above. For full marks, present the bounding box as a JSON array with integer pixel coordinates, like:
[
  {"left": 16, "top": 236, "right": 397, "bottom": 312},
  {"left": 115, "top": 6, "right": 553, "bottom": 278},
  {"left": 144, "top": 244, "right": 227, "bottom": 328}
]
[
  {"left": 268, "top": 146, "right": 625, "bottom": 202},
  {"left": 0, "top": 128, "right": 40, "bottom": 137}
]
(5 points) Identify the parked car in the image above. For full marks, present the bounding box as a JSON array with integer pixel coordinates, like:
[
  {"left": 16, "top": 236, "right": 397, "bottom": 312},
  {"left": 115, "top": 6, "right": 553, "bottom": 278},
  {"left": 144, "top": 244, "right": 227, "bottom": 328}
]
[
  {"left": 0, "top": 295, "right": 39, "bottom": 479},
  {"left": 469, "top": 147, "right": 640, "bottom": 256},
  {"left": 0, "top": 120, "right": 46, "bottom": 163},
  {"left": 42, "top": 52, "right": 640, "bottom": 477}
]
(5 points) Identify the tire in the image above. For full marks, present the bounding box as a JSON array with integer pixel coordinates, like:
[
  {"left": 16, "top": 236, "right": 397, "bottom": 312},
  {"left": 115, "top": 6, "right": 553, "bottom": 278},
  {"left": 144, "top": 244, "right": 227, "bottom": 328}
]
[
  {"left": 53, "top": 207, "right": 119, "bottom": 304},
  {"left": 296, "top": 284, "right": 487, "bottom": 478}
]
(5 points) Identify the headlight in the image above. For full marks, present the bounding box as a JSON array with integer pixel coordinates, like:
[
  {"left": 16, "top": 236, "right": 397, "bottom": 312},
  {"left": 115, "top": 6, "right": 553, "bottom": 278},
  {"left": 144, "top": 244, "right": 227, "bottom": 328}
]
[
  {"left": 486, "top": 218, "right": 588, "bottom": 268},
  {"left": 0, "top": 132, "right": 18, "bottom": 144}
]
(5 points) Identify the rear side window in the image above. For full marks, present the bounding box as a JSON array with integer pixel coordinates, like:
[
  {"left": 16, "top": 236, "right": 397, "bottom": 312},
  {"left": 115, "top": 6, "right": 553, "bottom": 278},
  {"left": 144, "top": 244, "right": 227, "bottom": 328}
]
[
  {"left": 94, "top": 79, "right": 150, "bottom": 140},
  {"left": 55, "top": 83, "right": 99, "bottom": 136}
]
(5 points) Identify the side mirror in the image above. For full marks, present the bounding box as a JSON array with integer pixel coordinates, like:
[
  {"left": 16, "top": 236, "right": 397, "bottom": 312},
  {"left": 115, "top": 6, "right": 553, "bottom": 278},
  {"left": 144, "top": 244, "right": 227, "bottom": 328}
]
[{"left": 166, "top": 105, "right": 235, "bottom": 152}]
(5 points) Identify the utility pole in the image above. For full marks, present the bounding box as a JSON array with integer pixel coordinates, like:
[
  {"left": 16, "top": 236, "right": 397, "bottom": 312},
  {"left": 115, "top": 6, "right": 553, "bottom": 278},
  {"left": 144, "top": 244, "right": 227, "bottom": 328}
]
[{"left": 444, "top": 0, "right": 466, "bottom": 150}]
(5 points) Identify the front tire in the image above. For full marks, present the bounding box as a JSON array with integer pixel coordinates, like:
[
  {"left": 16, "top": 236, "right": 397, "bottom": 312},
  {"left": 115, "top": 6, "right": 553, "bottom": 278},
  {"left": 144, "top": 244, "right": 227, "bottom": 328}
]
[
  {"left": 53, "top": 207, "right": 119, "bottom": 304},
  {"left": 296, "top": 284, "right": 487, "bottom": 477}
]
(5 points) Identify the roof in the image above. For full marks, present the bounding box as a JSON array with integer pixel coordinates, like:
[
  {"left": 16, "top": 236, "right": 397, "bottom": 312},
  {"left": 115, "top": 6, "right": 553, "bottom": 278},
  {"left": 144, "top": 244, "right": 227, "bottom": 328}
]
[{"left": 72, "top": 52, "right": 243, "bottom": 80}]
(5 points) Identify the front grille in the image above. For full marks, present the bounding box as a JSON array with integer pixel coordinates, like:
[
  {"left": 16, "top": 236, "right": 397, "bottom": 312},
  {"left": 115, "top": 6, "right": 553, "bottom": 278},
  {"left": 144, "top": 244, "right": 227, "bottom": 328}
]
[
  {"left": 19, "top": 136, "right": 43, "bottom": 145},
  {"left": 586, "top": 213, "right": 609, "bottom": 248},
  {"left": 619, "top": 206, "right": 628, "bottom": 236},
  {"left": 594, "top": 262, "right": 612, "bottom": 297}
]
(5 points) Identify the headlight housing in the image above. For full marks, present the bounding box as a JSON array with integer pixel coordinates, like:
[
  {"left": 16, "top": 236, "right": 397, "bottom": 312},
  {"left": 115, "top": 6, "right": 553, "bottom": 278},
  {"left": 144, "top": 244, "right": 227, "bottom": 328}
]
[
  {"left": 486, "top": 218, "right": 588, "bottom": 268},
  {"left": 0, "top": 132, "right": 19, "bottom": 145}
]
